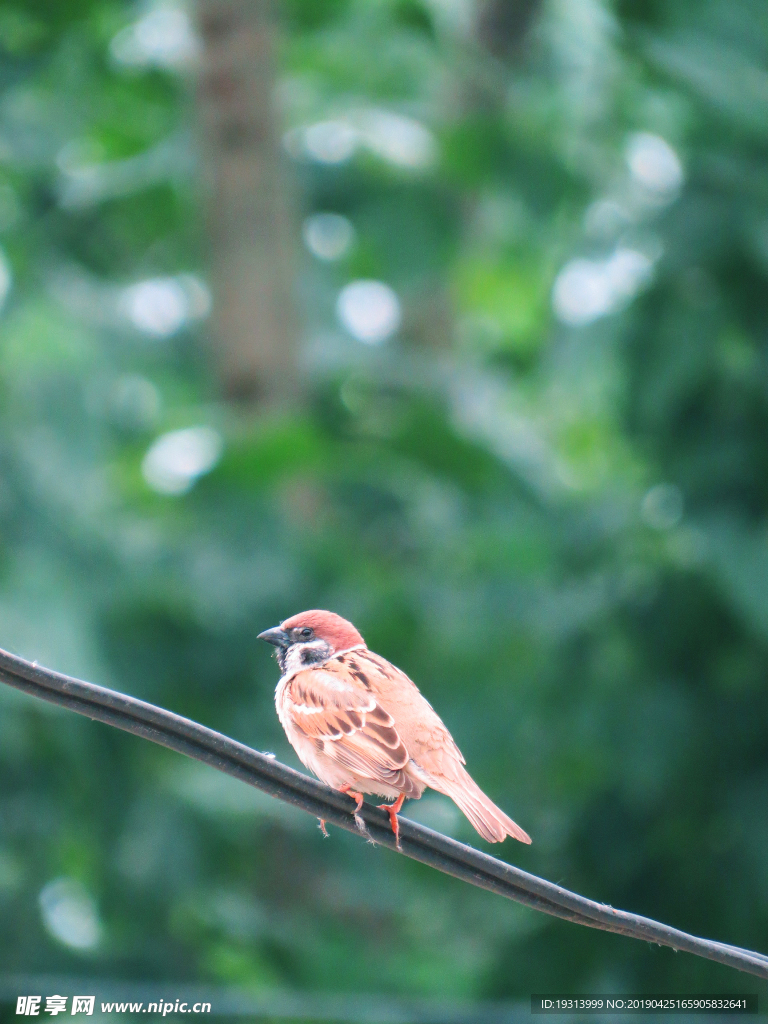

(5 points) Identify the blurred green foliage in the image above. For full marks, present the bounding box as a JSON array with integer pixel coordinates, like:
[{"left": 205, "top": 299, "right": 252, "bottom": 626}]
[{"left": 0, "top": 0, "right": 767, "bottom": 1015}]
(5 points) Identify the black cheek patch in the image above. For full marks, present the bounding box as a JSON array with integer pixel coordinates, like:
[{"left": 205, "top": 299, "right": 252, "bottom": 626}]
[{"left": 301, "top": 644, "right": 331, "bottom": 666}]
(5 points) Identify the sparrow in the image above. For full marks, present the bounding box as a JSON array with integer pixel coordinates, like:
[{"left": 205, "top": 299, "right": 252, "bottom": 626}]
[{"left": 258, "top": 609, "right": 531, "bottom": 846}]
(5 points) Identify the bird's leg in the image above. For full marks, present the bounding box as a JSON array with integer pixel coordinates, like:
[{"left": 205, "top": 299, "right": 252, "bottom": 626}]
[
  {"left": 339, "top": 783, "right": 365, "bottom": 813},
  {"left": 339, "top": 783, "right": 366, "bottom": 832},
  {"left": 377, "top": 792, "right": 406, "bottom": 849},
  {"left": 318, "top": 819, "right": 329, "bottom": 837}
]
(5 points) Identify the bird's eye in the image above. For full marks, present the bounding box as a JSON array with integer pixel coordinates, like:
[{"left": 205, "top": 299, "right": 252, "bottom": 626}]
[{"left": 300, "top": 627, "right": 313, "bottom": 639}]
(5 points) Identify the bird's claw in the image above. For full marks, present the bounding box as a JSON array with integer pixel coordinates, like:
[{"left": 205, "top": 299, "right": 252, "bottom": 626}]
[
  {"left": 377, "top": 796, "right": 405, "bottom": 850},
  {"left": 339, "top": 786, "right": 368, "bottom": 836}
]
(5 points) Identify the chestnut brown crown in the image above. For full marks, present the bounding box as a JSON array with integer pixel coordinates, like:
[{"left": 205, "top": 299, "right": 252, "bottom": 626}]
[{"left": 280, "top": 609, "right": 365, "bottom": 653}]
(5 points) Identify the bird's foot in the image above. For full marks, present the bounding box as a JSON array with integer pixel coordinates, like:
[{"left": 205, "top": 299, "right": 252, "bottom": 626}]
[
  {"left": 377, "top": 793, "right": 406, "bottom": 850},
  {"left": 318, "top": 818, "right": 329, "bottom": 837},
  {"left": 339, "top": 784, "right": 367, "bottom": 834}
]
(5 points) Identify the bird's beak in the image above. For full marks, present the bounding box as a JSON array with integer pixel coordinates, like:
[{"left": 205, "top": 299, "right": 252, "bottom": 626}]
[{"left": 257, "top": 626, "right": 291, "bottom": 649}]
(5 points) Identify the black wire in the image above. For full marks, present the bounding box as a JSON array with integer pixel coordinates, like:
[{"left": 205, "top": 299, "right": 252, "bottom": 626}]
[{"left": 0, "top": 646, "right": 766, "bottom": 980}]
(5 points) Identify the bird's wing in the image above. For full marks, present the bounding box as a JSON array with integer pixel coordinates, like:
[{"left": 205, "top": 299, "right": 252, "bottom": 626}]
[
  {"left": 286, "top": 665, "right": 411, "bottom": 784},
  {"left": 350, "top": 649, "right": 466, "bottom": 769},
  {"left": 338, "top": 650, "right": 530, "bottom": 843}
]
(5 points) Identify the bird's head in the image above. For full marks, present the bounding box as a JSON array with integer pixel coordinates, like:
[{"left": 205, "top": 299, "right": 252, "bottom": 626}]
[{"left": 258, "top": 610, "right": 366, "bottom": 675}]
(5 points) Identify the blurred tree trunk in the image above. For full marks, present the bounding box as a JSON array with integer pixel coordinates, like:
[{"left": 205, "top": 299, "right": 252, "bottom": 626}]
[
  {"left": 476, "top": 0, "right": 540, "bottom": 61},
  {"left": 195, "top": 0, "right": 296, "bottom": 402}
]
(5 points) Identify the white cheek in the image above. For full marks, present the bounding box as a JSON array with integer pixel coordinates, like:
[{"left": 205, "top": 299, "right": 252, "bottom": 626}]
[
  {"left": 281, "top": 640, "right": 332, "bottom": 678},
  {"left": 283, "top": 648, "right": 304, "bottom": 677}
]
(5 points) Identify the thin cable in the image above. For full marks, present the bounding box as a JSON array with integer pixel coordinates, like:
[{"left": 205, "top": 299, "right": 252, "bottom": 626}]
[{"left": 0, "top": 646, "right": 766, "bottom": 980}]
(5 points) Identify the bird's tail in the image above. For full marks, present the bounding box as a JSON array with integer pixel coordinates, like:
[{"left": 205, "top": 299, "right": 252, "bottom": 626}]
[{"left": 433, "top": 767, "right": 531, "bottom": 844}]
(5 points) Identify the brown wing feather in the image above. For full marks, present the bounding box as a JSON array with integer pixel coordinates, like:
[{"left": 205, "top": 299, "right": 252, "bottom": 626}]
[
  {"left": 352, "top": 650, "right": 466, "bottom": 767},
  {"left": 284, "top": 652, "right": 530, "bottom": 840},
  {"left": 287, "top": 667, "right": 412, "bottom": 785}
]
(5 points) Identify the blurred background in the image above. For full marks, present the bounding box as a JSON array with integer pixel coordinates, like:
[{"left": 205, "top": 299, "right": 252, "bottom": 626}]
[{"left": 0, "top": 0, "right": 767, "bottom": 1018}]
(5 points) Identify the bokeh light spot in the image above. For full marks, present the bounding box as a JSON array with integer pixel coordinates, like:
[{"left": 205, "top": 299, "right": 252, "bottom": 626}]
[
  {"left": 356, "top": 110, "right": 437, "bottom": 170},
  {"left": 142, "top": 426, "right": 223, "bottom": 496},
  {"left": 120, "top": 275, "right": 210, "bottom": 337},
  {"left": 303, "top": 121, "right": 357, "bottom": 164},
  {"left": 110, "top": 5, "right": 200, "bottom": 69},
  {"left": 553, "top": 248, "right": 654, "bottom": 326},
  {"left": 336, "top": 280, "right": 401, "bottom": 344},
  {"left": 302, "top": 213, "right": 354, "bottom": 261},
  {"left": 39, "top": 878, "right": 100, "bottom": 951},
  {"left": 626, "top": 133, "right": 684, "bottom": 197}
]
